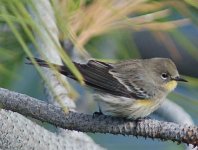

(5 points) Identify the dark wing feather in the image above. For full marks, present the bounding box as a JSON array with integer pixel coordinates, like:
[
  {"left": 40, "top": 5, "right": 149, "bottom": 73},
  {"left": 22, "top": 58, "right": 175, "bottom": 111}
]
[
  {"left": 28, "top": 58, "right": 154, "bottom": 99},
  {"left": 60, "top": 60, "right": 135, "bottom": 98},
  {"left": 60, "top": 60, "right": 155, "bottom": 99}
]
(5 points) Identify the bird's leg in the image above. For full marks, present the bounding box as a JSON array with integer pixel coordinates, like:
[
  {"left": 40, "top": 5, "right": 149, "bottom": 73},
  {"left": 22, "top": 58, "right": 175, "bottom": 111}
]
[{"left": 92, "top": 103, "right": 104, "bottom": 118}]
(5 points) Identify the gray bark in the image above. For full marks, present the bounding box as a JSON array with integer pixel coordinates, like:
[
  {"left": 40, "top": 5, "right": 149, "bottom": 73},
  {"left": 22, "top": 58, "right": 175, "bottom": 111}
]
[
  {"left": 0, "top": 87, "right": 198, "bottom": 148},
  {"left": 156, "top": 100, "right": 195, "bottom": 150},
  {"left": 0, "top": 109, "right": 102, "bottom": 150}
]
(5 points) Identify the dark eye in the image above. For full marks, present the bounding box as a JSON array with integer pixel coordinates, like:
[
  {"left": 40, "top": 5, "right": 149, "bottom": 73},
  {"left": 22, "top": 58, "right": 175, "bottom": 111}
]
[{"left": 161, "top": 73, "right": 169, "bottom": 80}]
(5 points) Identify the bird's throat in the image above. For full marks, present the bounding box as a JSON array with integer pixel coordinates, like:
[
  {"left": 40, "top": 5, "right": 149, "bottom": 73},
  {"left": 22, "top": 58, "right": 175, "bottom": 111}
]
[{"left": 164, "top": 80, "right": 177, "bottom": 91}]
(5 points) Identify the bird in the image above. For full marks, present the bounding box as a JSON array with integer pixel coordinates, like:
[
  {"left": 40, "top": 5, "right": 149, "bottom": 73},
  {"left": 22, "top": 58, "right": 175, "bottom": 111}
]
[{"left": 27, "top": 57, "right": 187, "bottom": 119}]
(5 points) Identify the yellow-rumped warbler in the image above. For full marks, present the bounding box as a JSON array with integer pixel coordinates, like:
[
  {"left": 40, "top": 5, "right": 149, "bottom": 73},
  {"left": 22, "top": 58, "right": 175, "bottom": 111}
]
[{"left": 27, "top": 57, "right": 187, "bottom": 119}]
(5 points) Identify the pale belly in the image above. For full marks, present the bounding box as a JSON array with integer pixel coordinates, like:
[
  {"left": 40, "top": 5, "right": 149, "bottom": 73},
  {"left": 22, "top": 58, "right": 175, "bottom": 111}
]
[
  {"left": 96, "top": 94, "right": 165, "bottom": 119},
  {"left": 104, "top": 101, "right": 161, "bottom": 119}
]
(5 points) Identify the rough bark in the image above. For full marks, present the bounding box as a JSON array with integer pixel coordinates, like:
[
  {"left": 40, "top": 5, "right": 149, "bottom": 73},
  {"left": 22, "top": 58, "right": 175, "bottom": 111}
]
[
  {"left": 0, "top": 87, "right": 198, "bottom": 148},
  {"left": 156, "top": 100, "right": 194, "bottom": 150}
]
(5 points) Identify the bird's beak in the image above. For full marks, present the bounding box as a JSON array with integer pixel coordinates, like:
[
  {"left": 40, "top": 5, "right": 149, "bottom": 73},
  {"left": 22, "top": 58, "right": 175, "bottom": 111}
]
[{"left": 172, "top": 76, "right": 188, "bottom": 82}]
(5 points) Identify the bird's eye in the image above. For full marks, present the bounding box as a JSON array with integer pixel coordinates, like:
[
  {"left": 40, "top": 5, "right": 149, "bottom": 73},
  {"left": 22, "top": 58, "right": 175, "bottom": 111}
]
[{"left": 161, "top": 73, "right": 169, "bottom": 80}]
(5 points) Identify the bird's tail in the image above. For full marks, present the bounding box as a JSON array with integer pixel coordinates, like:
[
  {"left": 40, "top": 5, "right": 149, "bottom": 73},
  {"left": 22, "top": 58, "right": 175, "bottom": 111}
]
[
  {"left": 26, "top": 57, "right": 66, "bottom": 72},
  {"left": 26, "top": 57, "right": 49, "bottom": 67},
  {"left": 26, "top": 57, "right": 77, "bottom": 79}
]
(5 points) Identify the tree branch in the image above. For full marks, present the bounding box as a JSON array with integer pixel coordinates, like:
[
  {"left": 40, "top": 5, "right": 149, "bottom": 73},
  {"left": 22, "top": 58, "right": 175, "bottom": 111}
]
[
  {"left": 0, "top": 87, "right": 198, "bottom": 147},
  {"left": 156, "top": 100, "right": 195, "bottom": 150},
  {"left": 0, "top": 109, "right": 103, "bottom": 150}
]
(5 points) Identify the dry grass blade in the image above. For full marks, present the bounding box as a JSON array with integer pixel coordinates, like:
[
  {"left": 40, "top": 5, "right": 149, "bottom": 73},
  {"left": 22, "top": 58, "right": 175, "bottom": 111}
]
[
  {"left": 56, "top": 0, "right": 192, "bottom": 50},
  {"left": 131, "top": 18, "right": 190, "bottom": 31}
]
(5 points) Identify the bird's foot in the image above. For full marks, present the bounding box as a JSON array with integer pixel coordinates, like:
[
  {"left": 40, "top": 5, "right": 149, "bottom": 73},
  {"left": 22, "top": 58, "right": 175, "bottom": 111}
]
[
  {"left": 93, "top": 103, "right": 104, "bottom": 118},
  {"left": 92, "top": 111, "right": 103, "bottom": 118},
  {"left": 135, "top": 116, "right": 151, "bottom": 122}
]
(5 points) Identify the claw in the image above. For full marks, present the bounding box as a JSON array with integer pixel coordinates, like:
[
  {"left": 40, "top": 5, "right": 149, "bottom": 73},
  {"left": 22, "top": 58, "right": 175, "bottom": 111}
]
[
  {"left": 135, "top": 116, "right": 150, "bottom": 122},
  {"left": 92, "top": 111, "right": 103, "bottom": 118}
]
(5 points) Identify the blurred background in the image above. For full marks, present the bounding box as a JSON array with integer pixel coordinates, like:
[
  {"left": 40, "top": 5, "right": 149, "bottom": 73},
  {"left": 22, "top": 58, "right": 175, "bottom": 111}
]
[{"left": 0, "top": 0, "right": 198, "bottom": 150}]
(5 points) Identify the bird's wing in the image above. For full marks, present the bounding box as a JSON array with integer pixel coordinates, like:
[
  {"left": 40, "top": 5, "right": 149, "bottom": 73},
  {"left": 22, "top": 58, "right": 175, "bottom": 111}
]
[
  {"left": 61, "top": 60, "right": 156, "bottom": 99},
  {"left": 71, "top": 60, "right": 134, "bottom": 98},
  {"left": 109, "top": 60, "right": 157, "bottom": 99}
]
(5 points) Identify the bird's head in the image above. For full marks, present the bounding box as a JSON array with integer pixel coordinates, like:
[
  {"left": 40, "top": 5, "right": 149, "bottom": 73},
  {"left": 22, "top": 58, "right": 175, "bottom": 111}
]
[{"left": 145, "top": 58, "right": 187, "bottom": 92}]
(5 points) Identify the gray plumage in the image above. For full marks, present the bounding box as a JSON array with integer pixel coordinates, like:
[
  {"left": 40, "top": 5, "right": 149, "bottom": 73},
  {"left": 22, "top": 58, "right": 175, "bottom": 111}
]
[{"left": 27, "top": 57, "right": 187, "bottom": 119}]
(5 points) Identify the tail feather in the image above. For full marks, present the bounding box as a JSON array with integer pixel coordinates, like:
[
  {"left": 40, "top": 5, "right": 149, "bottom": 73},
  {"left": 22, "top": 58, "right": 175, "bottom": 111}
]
[
  {"left": 26, "top": 57, "right": 66, "bottom": 70},
  {"left": 26, "top": 57, "right": 51, "bottom": 68},
  {"left": 26, "top": 57, "right": 73, "bottom": 78}
]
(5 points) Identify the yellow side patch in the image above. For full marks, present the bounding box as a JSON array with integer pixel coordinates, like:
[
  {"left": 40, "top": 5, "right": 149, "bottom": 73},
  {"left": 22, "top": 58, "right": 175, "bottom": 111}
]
[
  {"left": 164, "top": 80, "right": 177, "bottom": 91},
  {"left": 135, "top": 100, "right": 155, "bottom": 106}
]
